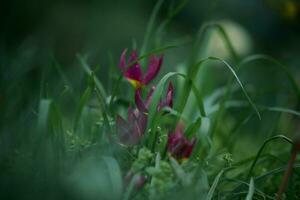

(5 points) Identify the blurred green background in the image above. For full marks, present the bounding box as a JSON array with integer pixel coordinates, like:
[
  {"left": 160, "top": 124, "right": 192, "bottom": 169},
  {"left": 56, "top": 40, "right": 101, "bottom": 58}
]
[{"left": 1, "top": 0, "right": 300, "bottom": 199}]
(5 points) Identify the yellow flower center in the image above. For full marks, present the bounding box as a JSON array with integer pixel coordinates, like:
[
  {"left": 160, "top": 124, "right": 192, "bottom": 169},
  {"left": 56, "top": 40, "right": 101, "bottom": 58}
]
[{"left": 127, "top": 79, "right": 144, "bottom": 89}]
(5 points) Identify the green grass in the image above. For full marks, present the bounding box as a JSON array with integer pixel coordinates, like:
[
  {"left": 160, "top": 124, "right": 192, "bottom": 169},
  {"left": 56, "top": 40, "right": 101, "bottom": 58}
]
[{"left": 0, "top": 1, "right": 300, "bottom": 200}]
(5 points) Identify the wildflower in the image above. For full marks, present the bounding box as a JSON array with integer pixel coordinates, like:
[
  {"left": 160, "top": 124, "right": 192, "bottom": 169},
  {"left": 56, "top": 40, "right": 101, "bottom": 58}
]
[
  {"left": 167, "top": 123, "right": 196, "bottom": 160},
  {"left": 134, "top": 82, "right": 174, "bottom": 113},
  {"left": 119, "top": 49, "right": 163, "bottom": 89},
  {"left": 116, "top": 106, "right": 147, "bottom": 145}
]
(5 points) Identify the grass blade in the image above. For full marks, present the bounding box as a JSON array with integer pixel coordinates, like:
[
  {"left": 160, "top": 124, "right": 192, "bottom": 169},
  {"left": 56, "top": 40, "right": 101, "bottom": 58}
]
[
  {"left": 77, "top": 54, "right": 107, "bottom": 98},
  {"left": 37, "top": 99, "right": 52, "bottom": 136},
  {"left": 123, "top": 174, "right": 139, "bottom": 200},
  {"left": 102, "top": 156, "right": 123, "bottom": 200},
  {"left": 73, "top": 85, "right": 93, "bottom": 132},
  {"left": 141, "top": 0, "right": 165, "bottom": 55},
  {"left": 169, "top": 157, "right": 190, "bottom": 186},
  {"left": 208, "top": 56, "right": 261, "bottom": 119},
  {"left": 245, "top": 178, "right": 255, "bottom": 200},
  {"left": 206, "top": 169, "right": 225, "bottom": 200},
  {"left": 238, "top": 54, "right": 300, "bottom": 100},
  {"left": 177, "top": 57, "right": 261, "bottom": 121},
  {"left": 247, "top": 135, "right": 293, "bottom": 179}
]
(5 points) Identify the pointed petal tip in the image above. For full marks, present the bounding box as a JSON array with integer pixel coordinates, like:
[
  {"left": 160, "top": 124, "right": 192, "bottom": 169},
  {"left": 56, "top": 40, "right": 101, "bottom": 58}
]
[
  {"left": 143, "top": 54, "right": 163, "bottom": 84},
  {"left": 166, "top": 81, "right": 174, "bottom": 107},
  {"left": 129, "top": 50, "right": 139, "bottom": 64}
]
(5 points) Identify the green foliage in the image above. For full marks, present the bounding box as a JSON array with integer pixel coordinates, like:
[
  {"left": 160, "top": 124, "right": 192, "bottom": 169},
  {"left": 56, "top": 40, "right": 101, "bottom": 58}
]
[{"left": 1, "top": 1, "right": 300, "bottom": 200}]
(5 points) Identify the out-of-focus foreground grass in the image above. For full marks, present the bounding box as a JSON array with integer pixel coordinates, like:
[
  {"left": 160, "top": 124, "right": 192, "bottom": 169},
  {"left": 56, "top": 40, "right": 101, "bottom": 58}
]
[{"left": 1, "top": 0, "right": 300, "bottom": 199}]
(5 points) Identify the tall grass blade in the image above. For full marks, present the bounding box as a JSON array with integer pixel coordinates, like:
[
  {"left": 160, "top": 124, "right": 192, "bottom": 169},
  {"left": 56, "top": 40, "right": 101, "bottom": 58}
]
[
  {"left": 245, "top": 178, "right": 255, "bottom": 200},
  {"left": 169, "top": 157, "right": 190, "bottom": 186},
  {"left": 123, "top": 174, "right": 139, "bottom": 200},
  {"left": 141, "top": 0, "right": 165, "bottom": 55},
  {"left": 37, "top": 99, "right": 52, "bottom": 137},
  {"left": 155, "top": 0, "right": 189, "bottom": 43},
  {"left": 77, "top": 54, "right": 107, "bottom": 98},
  {"left": 178, "top": 57, "right": 261, "bottom": 121},
  {"left": 209, "top": 56, "right": 261, "bottom": 119},
  {"left": 238, "top": 54, "right": 300, "bottom": 100},
  {"left": 206, "top": 169, "right": 225, "bottom": 200},
  {"left": 102, "top": 156, "right": 123, "bottom": 200},
  {"left": 247, "top": 135, "right": 293, "bottom": 179},
  {"left": 73, "top": 86, "right": 93, "bottom": 132}
]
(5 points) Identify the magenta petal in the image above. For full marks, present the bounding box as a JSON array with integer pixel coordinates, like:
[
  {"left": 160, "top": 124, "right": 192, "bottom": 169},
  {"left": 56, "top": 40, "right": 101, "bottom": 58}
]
[
  {"left": 124, "top": 63, "right": 143, "bottom": 82},
  {"left": 143, "top": 55, "right": 163, "bottom": 84},
  {"left": 120, "top": 50, "right": 143, "bottom": 83},
  {"left": 167, "top": 123, "right": 196, "bottom": 160},
  {"left": 135, "top": 89, "right": 147, "bottom": 112},
  {"left": 157, "top": 82, "right": 174, "bottom": 111},
  {"left": 182, "top": 139, "right": 196, "bottom": 158},
  {"left": 130, "top": 110, "right": 147, "bottom": 143},
  {"left": 138, "top": 112, "right": 147, "bottom": 134},
  {"left": 116, "top": 107, "right": 148, "bottom": 146},
  {"left": 119, "top": 49, "right": 128, "bottom": 70},
  {"left": 166, "top": 82, "right": 174, "bottom": 108},
  {"left": 128, "top": 50, "right": 139, "bottom": 64},
  {"left": 129, "top": 107, "right": 147, "bottom": 143}
]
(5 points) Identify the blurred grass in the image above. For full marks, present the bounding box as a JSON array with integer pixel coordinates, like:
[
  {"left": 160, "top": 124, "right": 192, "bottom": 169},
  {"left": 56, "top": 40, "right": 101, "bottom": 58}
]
[{"left": 1, "top": 0, "right": 300, "bottom": 199}]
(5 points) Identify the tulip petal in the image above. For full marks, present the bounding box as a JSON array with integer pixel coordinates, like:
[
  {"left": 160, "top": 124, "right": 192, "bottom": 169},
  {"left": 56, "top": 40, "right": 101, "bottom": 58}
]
[
  {"left": 182, "top": 139, "right": 196, "bottom": 158},
  {"left": 143, "top": 55, "right": 163, "bottom": 84},
  {"left": 124, "top": 63, "right": 143, "bottom": 82},
  {"left": 128, "top": 107, "right": 147, "bottom": 144},
  {"left": 157, "top": 82, "right": 174, "bottom": 111},
  {"left": 116, "top": 108, "right": 143, "bottom": 145},
  {"left": 128, "top": 50, "right": 139, "bottom": 64},
  {"left": 121, "top": 50, "right": 143, "bottom": 87},
  {"left": 166, "top": 82, "right": 174, "bottom": 108},
  {"left": 167, "top": 123, "right": 196, "bottom": 160},
  {"left": 135, "top": 89, "right": 147, "bottom": 112}
]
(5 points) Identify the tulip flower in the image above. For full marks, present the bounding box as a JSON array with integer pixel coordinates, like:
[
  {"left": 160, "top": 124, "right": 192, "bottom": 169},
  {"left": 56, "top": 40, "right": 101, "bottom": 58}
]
[
  {"left": 119, "top": 49, "right": 163, "bottom": 89},
  {"left": 134, "top": 82, "right": 174, "bottom": 113},
  {"left": 167, "top": 123, "right": 196, "bottom": 160},
  {"left": 116, "top": 107, "right": 147, "bottom": 145}
]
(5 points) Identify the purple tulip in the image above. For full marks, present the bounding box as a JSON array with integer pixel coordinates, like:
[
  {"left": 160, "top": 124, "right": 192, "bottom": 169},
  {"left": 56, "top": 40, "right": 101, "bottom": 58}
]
[
  {"left": 167, "top": 123, "right": 196, "bottom": 160},
  {"left": 134, "top": 82, "right": 174, "bottom": 113},
  {"left": 116, "top": 107, "right": 147, "bottom": 145},
  {"left": 119, "top": 49, "right": 163, "bottom": 89}
]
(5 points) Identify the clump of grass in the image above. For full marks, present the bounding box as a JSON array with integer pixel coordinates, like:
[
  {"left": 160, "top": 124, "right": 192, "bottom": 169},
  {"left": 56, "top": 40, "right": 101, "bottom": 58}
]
[{"left": 0, "top": 1, "right": 300, "bottom": 200}]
